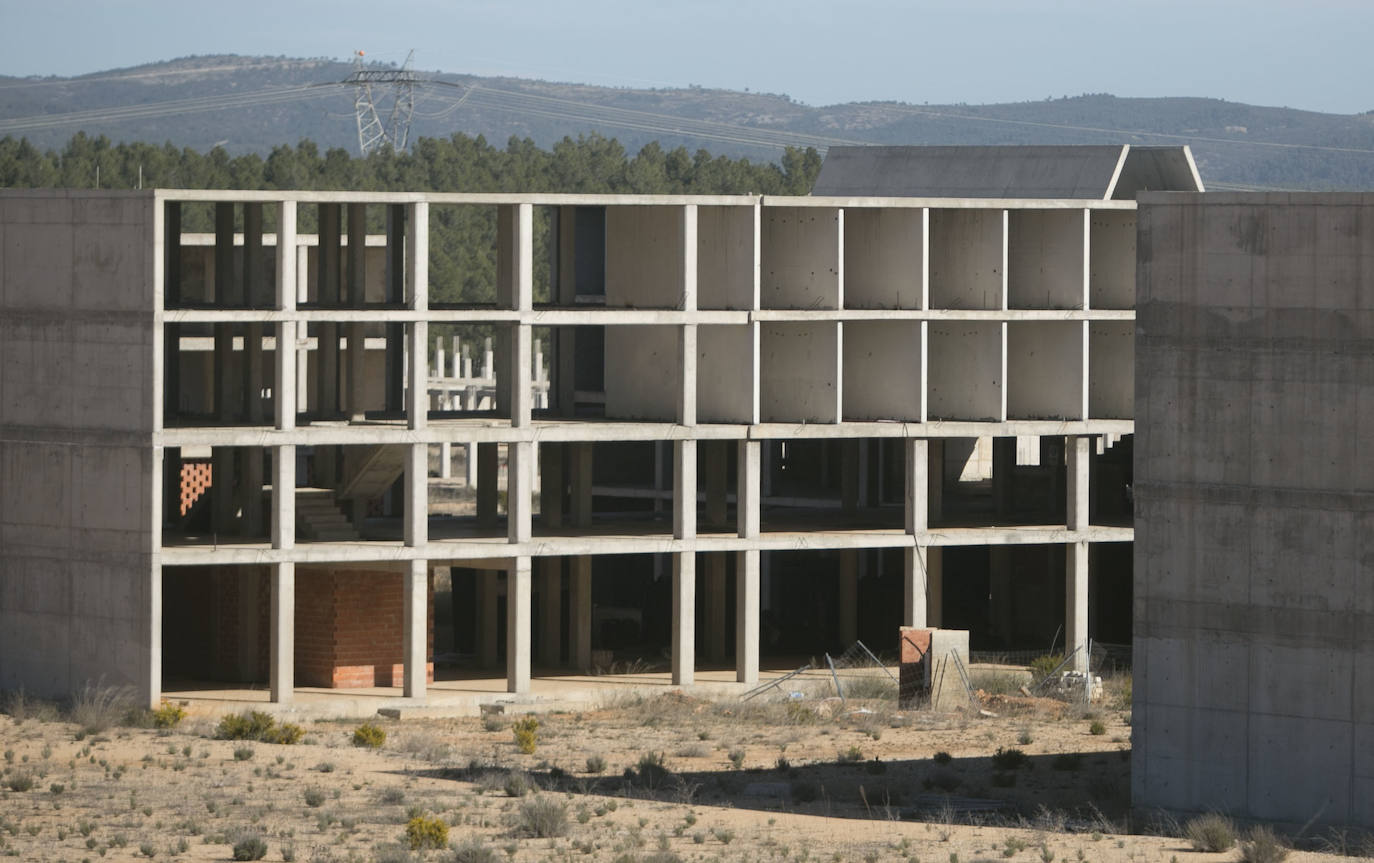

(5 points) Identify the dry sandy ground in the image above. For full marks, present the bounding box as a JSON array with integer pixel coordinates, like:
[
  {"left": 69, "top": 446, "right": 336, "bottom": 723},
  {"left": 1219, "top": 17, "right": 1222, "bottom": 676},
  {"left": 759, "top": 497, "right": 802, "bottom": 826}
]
[{"left": 0, "top": 686, "right": 1365, "bottom": 863}]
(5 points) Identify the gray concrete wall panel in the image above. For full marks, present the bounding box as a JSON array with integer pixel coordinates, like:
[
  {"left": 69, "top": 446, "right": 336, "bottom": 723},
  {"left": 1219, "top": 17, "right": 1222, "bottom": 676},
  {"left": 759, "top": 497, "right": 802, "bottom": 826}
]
[{"left": 1135, "top": 192, "right": 1374, "bottom": 827}]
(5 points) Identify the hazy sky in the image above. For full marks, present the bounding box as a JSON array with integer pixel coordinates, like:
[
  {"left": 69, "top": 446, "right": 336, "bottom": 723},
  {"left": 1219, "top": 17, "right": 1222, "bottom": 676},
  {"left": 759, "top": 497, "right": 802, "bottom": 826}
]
[{"left": 2, "top": 0, "right": 1370, "bottom": 114}]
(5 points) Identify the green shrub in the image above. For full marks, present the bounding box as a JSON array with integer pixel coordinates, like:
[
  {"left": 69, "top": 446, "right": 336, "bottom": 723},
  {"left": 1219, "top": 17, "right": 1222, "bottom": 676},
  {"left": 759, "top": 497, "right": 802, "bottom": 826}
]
[
  {"left": 5, "top": 772, "right": 35, "bottom": 792},
  {"left": 1088, "top": 720, "right": 1106, "bottom": 736},
  {"left": 1184, "top": 814, "right": 1237, "bottom": 852},
  {"left": 216, "top": 711, "right": 275, "bottom": 741},
  {"left": 932, "top": 751, "right": 953, "bottom": 765},
  {"left": 585, "top": 754, "right": 607, "bottom": 774},
  {"left": 352, "top": 722, "right": 386, "bottom": 749},
  {"left": 517, "top": 796, "right": 568, "bottom": 838},
  {"left": 151, "top": 701, "right": 187, "bottom": 729},
  {"left": 404, "top": 814, "right": 448, "bottom": 850},
  {"left": 302, "top": 788, "right": 325, "bottom": 808},
  {"left": 231, "top": 834, "right": 268, "bottom": 861},
  {"left": 1240, "top": 827, "right": 1289, "bottom": 863},
  {"left": 267, "top": 722, "right": 304, "bottom": 745},
  {"left": 232, "top": 746, "right": 254, "bottom": 761},
  {"left": 503, "top": 770, "right": 530, "bottom": 798},
  {"left": 512, "top": 716, "right": 539, "bottom": 754},
  {"left": 1029, "top": 655, "right": 1064, "bottom": 684}
]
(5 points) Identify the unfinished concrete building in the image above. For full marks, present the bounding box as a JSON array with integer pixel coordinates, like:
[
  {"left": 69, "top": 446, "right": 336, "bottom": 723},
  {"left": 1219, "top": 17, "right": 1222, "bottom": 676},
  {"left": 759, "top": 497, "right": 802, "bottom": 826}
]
[
  {"left": 0, "top": 146, "right": 1201, "bottom": 708},
  {"left": 1134, "top": 192, "right": 1374, "bottom": 828}
]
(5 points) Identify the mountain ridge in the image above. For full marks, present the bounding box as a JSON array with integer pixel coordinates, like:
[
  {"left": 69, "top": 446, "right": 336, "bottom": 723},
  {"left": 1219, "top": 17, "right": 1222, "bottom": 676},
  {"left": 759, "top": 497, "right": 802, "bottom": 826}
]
[{"left": 2, "top": 54, "right": 1372, "bottom": 189}]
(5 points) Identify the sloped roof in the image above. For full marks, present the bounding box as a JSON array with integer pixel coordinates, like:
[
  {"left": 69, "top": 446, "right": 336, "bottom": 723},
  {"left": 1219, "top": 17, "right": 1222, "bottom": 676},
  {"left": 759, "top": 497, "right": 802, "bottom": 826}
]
[{"left": 811, "top": 145, "right": 1202, "bottom": 200}]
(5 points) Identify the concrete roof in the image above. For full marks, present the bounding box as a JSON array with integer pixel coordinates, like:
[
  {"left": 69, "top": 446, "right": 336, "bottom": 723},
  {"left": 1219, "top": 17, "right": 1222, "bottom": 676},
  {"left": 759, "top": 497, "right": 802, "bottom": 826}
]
[{"left": 812, "top": 145, "right": 1202, "bottom": 200}]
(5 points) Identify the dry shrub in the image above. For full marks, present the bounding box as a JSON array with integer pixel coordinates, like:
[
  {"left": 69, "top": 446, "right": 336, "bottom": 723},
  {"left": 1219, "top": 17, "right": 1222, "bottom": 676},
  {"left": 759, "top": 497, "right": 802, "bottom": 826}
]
[{"left": 1184, "top": 813, "right": 1236, "bottom": 852}]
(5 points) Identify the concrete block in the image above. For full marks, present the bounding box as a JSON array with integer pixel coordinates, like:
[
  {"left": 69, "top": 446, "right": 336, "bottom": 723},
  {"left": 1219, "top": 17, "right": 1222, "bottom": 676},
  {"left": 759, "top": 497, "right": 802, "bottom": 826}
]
[
  {"left": 1137, "top": 635, "right": 1249, "bottom": 713},
  {"left": 929, "top": 208, "right": 1002, "bottom": 310},
  {"left": 761, "top": 207, "right": 840, "bottom": 310},
  {"left": 697, "top": 205, "right": 756, "bottom": 310},
  {"left": 842, "top": 207, "right": 923, "bottom": 309},
  {"left": 3, "top": 222, "right": 73, "bottom": 309},
  {"left": 72, "top": 222, "right": 150, "bottom": 312},
  {"left": 1249, "top": 506, "right": 1355, "bottom": 614}
]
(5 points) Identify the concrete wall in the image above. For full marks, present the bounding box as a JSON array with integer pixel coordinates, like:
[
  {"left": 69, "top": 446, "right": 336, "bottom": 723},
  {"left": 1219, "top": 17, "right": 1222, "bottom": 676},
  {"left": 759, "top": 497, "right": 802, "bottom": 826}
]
[
  {"left": 761, "top": 207, "right": 840, "bottom": 310},
  {"left": 1006, "top": 321, "right": 1085, "bottom": 420},
  {"left": 842, "top": 320, "right": 923, "bottom": 421},
  {"left": 1008, "top": 209, "right": 1085, "bottom": 310},
  {"left": 929, "top": 208, "right": 1004, "bottom": 310},
  {"left": 0, "top": 190, "right": 157, "bottom": 700},
  {"left": 604, "top": 325, "right": 680, "bottom": 421},
  {"left": 1134, "top": 192, "right": 1374, "bottom": 828},
  {"left": 843, "top": 208, "right": 924, "bottom": 309},
  {"left": 760, "top": 322, "right": 839, "bottom": 423},
  {"left": 605, "top": 206, "right": 686, "bottom": 310}
]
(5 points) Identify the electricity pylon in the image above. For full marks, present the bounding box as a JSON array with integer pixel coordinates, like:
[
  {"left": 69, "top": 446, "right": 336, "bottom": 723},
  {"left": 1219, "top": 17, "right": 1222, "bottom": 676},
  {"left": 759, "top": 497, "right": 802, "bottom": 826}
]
[{"left": 343, "top": 50, "right": 417, "bottom": 156}]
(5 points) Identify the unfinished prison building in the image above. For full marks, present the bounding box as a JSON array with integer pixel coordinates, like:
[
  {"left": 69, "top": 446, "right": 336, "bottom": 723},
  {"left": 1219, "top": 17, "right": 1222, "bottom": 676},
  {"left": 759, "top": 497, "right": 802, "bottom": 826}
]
[{"left": 0, "top": 145, "right": 1202, "bottom": 709}]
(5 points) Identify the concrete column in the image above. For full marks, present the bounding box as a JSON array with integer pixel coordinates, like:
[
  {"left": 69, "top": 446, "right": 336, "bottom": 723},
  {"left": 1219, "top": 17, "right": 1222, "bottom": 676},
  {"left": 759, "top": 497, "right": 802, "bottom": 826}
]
[
  {"left": 272, "top": 445, "right": 295, "bottom": 549},
  {"left": 270, "top": 562, "right": 293, "bottom": 703},
  {"left": 839, "top": 550, "right": 859, "bottom": 645},
  {"left": 508, "top": 441, "right": 532, "bottom": 543},
  {"left": 928, "top": 439, "right": 944, "bottom": 526},
  {"left": 736, "top": 549, "right": 760, "bottom": 684},
  {"left": 541, "top": 443, "right": 564, "bottom": 527},
  {"left": 407, "top": 322, "right": 428, "bottom": 430},
  {"left": 1067, "top": 541, "right": 1088, "bottom": 671},
  {"left": 902, "top": 545, "right": 930, "bottom": 628},
  {"left": 507, "top": 556, "right": 532, "bottom": 693},
  {"left": 510, "top": 324, "right": 532, "bottom": 426},
  {"left": 674, "top": 440, "right": 697, "bottom": 540},
  {"left": 477, "top": 442, "right": 500, "bottom": 528},
  {"left": 1067, "top": 435, "right": 1090, "bottom": 530},
  {"left": 404, "top": 443, "right": 427, "bottom": 547},
  {"left": 479, "top": 570, "right": 500, "bottom": 668},
  {"left": 244, "top": 202, "right": 266, "bottom": 425},
  {"left": 704, "top": 553, "right": 727, "bottom": 662},
  {"left": 538, "top": 559, "right": 561, "bottom": 667},
  {"left": 404, "top": 559, "right": 428, "bottom": 698},
  {"left": 569, "top": 556, "right": 592, "bottom": 671},
  {"left": 679, "top": 325, "right": 697, "bottom": 426},
  {"left": 275, "top": 321, "right": 297, "bottom": 430},
  {"left": 927, "top": 546, "right": 944, "bottom": 628},
  {"left": 672, "top": 552, "right": 695, "bottom": 685},
  {"left": 570, "top": 442, "right": 593, "bottom": 528},
  {"left": 905, "top": 438, "right": 929, "bottom": 534},
  {"left": 736, "top": 440, "right": 760, "bottom": 538},
  {"left": 993, "top": 436, "right": 1016, "bottom": 519},
  {"left": 213, "top": 202, "right": 236, "bottom": 422},
  {"left": 439, "top": 442, "right": 452, "bottom": 479},
  {"left": 704, "top": 441, "right": 727, "bottom": 528}
]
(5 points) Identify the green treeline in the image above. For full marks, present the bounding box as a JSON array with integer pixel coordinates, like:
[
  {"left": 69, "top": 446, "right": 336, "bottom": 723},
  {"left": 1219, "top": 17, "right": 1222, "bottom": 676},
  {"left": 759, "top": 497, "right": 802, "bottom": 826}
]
[
  {"left": 0, "top": 132, "right": 822, "bottom": 306},
  {"left": 0, "top": 131, "right": 821, "bottom": 196}
]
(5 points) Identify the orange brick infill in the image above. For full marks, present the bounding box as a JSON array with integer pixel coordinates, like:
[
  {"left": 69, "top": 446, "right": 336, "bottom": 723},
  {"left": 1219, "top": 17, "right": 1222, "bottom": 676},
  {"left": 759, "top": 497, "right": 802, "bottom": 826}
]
[
  {"left": 295, "top": 567, "right": 435, "bottom": 689},
  {"left": 898, "top": 627, "right": 932, "bottom": 707}
]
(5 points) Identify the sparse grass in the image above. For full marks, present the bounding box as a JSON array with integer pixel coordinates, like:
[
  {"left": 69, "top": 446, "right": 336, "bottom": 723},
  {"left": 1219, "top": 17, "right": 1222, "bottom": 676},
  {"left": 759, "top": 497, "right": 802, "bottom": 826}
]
[
  {"left": 517, "top": 795, "right": 568, "bottom": 837},
  {"left": 69, "top": 682, "right": 136, "bottom": 734},
  {"left": 1239, "top": 827, "right": 1289, "bottom": 863},
  {"left": 1184, "top": 814, "right": 1237, "bottom": 852},
  {"left": 453, "top": 837, "right": 501, "bottom": 863}
]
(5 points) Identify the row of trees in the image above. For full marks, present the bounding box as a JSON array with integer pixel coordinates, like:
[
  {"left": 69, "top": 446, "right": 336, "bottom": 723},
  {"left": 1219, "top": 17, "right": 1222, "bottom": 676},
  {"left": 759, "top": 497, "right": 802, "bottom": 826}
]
[
  {"left": 0, "top": 132, "right": 822, "bottom": 196},
  {"left": 0, "top": 132, "right": 822, "bottom": 307}
]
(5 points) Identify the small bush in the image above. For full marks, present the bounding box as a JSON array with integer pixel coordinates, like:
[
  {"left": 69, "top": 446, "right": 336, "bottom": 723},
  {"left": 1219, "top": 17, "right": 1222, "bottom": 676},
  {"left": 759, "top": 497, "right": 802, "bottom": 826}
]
[
  {"left": 231, "top": 834, "right": 268, "bottom": 861},
  {"left": 217, "top": 711, "right": 275, "bottom": 741},
  {"left": 634, "top": 751, "right": 671, "bottom": 787},
  {"left": 518, "top": 796, "right": 569, "bottom": 838},
  {"left": 512, "top": 716, "right": 539, "bottom": 754},
  {"left": 712, "top": 828, "right": 736, "bottom": 845},
  {"left": 404, "top": 814, "right": 448, "bottom": 850},
  {"left": 728, "top": 748, "right": 746, "bottom": 768},
  {"left": 1240, "top": 827, "right": 1289, "bottom": 863},
  {"left": 151, "top": 701, "right": 187, "bottom": 729},
  {"left": 352, "top": 722, "right": 387, "bottom": 749},
  {"left": 838, "top": 745, "right": 863, "bottom": 764},
  {"left": 503, "top": 770, "right": 531, "bottom": 798},
  {"left": 585, "top": 754, "right": 607, "bottom": 774},
  {"left": 1029, "top": 655, "right": 1064, "bottom": 684},
  {"left": 453, "top": 838, "right": 500, "bottom": 863},
  {"left": 1184, "top": 814, "right": 1237, "bottom": 853},
  {"left": 233, "top": 746, "right": 254, "bottom": 762},
  {"left": 932, "top": 751, "right": 953, "bottom": 765},
  {"left": 266, "top": 722, "right": 304, "bottom": 745},
  {"left": 991, "top": 747, "right": 1028, "bottom": 770},
  {"left": 5, "top": 772, "right": 35, "bottom": 792},
  {"left": 302, "top": 788, "right": 326, "bottom": 808},
  {"left": 1051, "top": 754, "right": 1082, "bottom": 772},
  {"left": 1088, "top": 720, "right": 1106, "bottom": 736},
  {"left": 69, "top": 682, "right": 136, "bottom": 734}
]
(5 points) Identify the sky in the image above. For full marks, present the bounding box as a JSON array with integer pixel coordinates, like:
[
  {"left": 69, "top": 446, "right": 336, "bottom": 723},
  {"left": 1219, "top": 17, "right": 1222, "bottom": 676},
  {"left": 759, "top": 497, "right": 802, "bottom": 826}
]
[{"left": 1, "top": 0, "right": 1371, "bottom": 115}]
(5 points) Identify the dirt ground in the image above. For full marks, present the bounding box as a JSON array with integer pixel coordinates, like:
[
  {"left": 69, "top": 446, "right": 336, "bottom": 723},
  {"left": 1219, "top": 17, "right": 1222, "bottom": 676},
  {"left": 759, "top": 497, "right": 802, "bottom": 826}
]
[{"left": 0, "top": 682, "right": 1365, "bottom": 863}]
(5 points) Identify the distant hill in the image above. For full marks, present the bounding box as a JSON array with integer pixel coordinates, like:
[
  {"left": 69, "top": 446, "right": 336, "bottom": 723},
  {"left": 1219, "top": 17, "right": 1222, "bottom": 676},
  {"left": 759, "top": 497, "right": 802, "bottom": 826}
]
[{"left": 2, "top": 54, "right": 1373, "bottom": 190}]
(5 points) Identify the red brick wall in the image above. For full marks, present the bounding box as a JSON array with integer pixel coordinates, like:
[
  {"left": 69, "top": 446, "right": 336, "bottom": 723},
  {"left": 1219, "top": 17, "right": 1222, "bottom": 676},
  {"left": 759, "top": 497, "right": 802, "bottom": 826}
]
[{"left": 295, "top": 568, "right": 435, "bottom": 688}]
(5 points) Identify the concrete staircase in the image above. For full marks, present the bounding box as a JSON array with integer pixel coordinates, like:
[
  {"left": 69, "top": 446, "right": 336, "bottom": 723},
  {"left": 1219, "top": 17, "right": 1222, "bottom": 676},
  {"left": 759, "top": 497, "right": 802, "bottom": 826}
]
[
  {"left": 296, "top": 489, "right": 360, "bottom": 541},
  {"left": 338, "top": 445, "right": 408, "bottom": 500}
]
